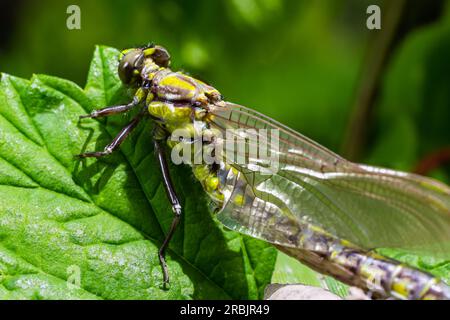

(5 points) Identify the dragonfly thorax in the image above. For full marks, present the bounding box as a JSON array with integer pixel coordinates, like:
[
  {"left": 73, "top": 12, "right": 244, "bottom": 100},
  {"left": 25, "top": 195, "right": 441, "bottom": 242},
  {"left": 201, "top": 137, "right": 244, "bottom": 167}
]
[{"left": 119, "top": 45, "right": 228, "bottom": 206}]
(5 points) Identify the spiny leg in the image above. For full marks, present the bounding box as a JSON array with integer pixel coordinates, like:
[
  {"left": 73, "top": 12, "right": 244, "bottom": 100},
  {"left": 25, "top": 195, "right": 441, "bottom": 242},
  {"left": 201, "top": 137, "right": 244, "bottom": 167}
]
[
  {"left": 79, "top": 88, "right": 147, "bottom": 119},
  {"left": 79, "top": 101, "right": 139, "bottom": 119},
  {"left": 154, "top": 136, "right": 182, "bottom": 286},
  {"left": 77, "top": 109, "right": 146, "bottom": 158}
]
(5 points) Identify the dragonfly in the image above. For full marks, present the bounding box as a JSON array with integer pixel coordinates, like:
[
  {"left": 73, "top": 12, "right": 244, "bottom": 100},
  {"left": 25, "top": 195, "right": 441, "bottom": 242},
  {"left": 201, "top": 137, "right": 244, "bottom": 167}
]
[{"left": 77, "top": 44, "right": 450, "bottom": 300}]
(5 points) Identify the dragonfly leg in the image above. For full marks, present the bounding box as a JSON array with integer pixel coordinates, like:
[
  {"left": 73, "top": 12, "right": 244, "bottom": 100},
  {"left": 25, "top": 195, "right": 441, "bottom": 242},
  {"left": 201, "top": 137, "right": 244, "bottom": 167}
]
[
  {"left": 79, "top": 103, "right": 136, "bottom": 119},
  {"left": 79, "top": 88, "right": 147, "bottom": 119},
  {"left": 153, "top": 137, "right": 182, "bottom": 286},
  {"left": 76, "top": 109, "right": 145, "bottom": 158}
]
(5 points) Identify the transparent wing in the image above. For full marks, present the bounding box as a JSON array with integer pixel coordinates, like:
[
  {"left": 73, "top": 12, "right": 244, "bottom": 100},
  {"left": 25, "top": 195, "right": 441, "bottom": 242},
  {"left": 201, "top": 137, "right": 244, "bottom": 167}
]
[{"left": 208, "top": 102, "right": 450, "bottom": 256}]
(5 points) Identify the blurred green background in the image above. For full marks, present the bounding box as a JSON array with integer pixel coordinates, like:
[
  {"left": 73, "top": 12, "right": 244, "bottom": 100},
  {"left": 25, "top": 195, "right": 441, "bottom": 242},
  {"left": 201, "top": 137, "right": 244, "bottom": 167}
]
[{"left": 1, "top": 0, "right": 450, "bottom": 293}]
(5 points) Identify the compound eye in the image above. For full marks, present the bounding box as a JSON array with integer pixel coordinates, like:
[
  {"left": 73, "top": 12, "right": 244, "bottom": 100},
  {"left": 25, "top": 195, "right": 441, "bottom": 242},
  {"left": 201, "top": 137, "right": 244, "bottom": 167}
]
[
  {"left": 118, "top": 60, "right": 133, "bottom": 85},
  {"left": 151, "top": 46, "right": 171, "bottom": 67},
  {"left": 118, "top": 49, "right": 144, "bottom": 85}
]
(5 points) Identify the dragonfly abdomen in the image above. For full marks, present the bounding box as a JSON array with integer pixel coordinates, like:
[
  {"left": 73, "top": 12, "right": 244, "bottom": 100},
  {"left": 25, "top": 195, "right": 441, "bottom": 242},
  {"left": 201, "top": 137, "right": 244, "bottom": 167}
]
[{"left": 278, "top": 238, "right": 450, "bottom": 300}]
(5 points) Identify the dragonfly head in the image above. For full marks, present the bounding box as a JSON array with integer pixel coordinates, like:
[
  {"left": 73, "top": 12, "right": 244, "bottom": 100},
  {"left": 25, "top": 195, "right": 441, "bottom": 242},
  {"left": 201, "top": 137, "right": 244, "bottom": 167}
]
[
  {"left": 118, "top": 44, "right": 171, "bottom": 87},
  {"left": 118, "top": 48, "right": 144, "bottom": 86},
  {"left": 144, "top": 44, "right": 171, "bottom": 68}
]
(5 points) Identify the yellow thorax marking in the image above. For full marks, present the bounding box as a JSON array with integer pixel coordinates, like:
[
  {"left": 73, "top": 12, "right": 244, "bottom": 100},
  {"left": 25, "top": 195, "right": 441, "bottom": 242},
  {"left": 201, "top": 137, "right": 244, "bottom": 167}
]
[
  {"left": 159, "top": 74, "right": 196, "bottom": 92},
  {"left": 147, "top": 101, "right": 192, "bottom": 123}
]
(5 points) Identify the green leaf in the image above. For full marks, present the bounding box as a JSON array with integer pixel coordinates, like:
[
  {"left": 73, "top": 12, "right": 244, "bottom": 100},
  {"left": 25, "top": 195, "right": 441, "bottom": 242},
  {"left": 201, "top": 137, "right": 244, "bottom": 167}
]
[{"left": 0, "top": 46, "right": 276, "bottom": 300}]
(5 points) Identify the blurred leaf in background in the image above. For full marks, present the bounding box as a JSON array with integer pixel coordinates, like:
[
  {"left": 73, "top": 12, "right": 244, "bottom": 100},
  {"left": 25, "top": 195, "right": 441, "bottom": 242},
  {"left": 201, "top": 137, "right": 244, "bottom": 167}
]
[{"left": 369, "top": 3, "right": 450, "bottom": 182}]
